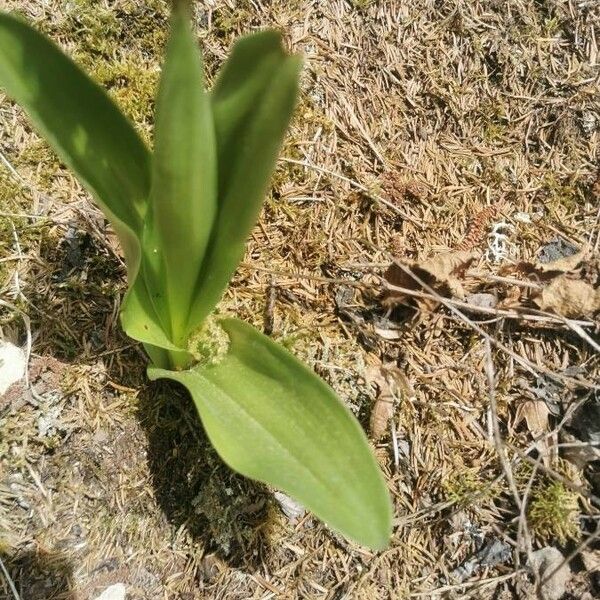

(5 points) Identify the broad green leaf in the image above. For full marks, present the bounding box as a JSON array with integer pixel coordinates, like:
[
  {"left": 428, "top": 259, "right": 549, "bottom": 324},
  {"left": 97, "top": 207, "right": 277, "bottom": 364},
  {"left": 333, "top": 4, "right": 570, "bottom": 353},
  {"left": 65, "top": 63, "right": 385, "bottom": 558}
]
[
  {"left": 120, "top": 281, "right": 187, "bottom": 352},
  {"left": 121, "top": 279, "right": 193, "bottom": 369},
  {"left": 187, "top": 33, "right": 301, "bottom": 334},
  {"left": 141, "top": 3, "right": 217, "bottom": 346},
  {"left": 149, "top": 318, "right": 392, "bottom": 550},
  {"left": 0, "top": 11, "right": 150, "bottom": 275}
]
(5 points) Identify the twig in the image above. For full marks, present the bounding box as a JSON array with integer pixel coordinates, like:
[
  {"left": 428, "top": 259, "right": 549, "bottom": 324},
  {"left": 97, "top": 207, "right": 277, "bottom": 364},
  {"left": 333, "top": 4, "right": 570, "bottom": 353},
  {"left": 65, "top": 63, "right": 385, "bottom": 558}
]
[
  {"left": 517, "top": 452, "right": 540, "bottom": 563},
  {"left": 540, "top": 523, "right": 600, "bottom": 590},
  {"left": 410, "top": 570, "right": 523, "bottom": 597},
  {"left": 527, "top": 308, "right": 600, "bottom": 354},
  {"left": 0, "top": 555, "right": 22, "bottom": 600},
  {"left": 383, "top": 280, "right": 596, "bottom": 329},
  {"left": 390, "top": 420, "right": 399, "bottom": 471},
  {"left": 388, "top": 264, "right": 597, "bottom": 388},
  {"left": 484, "top": 340, "right": 532, "bottom": 566},
  {"left": 9, "top": 222, "right": 23, "bottom": 301},
  {"left": 239, "top": 263, "right": 367, "bottom": 287},
  {"left": 242, "top": 264, "right": 600, "bottom": 341},
  {"left": 466, "top": 269, "right": 542, "bottom": 289},
  {"left": 280, "top": 157, "right": 422, "bottom": 226}
]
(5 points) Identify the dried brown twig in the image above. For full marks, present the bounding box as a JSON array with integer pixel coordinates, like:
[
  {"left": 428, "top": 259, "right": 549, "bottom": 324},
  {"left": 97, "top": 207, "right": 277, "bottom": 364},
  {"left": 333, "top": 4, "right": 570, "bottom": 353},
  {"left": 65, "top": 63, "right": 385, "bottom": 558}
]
[{"left": 384, "top": 263, "right": 599, "bottom": 389}]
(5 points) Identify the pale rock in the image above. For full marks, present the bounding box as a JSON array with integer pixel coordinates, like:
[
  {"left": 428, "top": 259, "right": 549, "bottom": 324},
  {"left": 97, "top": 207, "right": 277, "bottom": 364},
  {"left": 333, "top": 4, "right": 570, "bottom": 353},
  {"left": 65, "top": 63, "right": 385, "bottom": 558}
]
[
  {"left": 273, "top": 491, "right": 305, "bottom": 522},
  {"left": 529, "top": 547, "right": 570, "bottom": 600},
  {"left": 0, "top": 340, "right": 26, "bottom": 396},
  {"left": 93, "top": 583, "right": 126, "bottom": 600}
]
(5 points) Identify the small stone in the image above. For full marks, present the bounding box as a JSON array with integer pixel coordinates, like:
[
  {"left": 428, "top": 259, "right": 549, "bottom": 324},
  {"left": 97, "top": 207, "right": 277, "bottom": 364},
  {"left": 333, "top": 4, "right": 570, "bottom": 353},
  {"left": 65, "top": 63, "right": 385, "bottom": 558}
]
[
  {"left": 529, "top": 547, "right": 571, "bottom": 600},
  {"left": 273, "top": 491, "right": 305, "bottom": 522},
  {"left": 0, "top": 340, "right": 26, "bottom": 396},
  {"left": 93, "top": 583, "right": 126, "bottom": 600},
  {"left": 514, "top": 212, "right": 532, "bottom": 223},
  {"left": 465, "top": 293, "right": 498, "bottom": 310}
]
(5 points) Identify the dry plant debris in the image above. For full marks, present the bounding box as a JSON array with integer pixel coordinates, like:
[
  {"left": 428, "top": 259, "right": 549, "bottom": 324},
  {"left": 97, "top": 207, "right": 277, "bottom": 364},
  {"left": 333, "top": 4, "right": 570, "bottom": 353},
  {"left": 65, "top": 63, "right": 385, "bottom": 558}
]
[
  {"left": 384, "top": 246, "right": 600, "bottom": 320},
  {"left": 0, "top": 0, "right": 599, "bottom": 598},
  {"left": 365, "top": 361, "right": 416, "bottom": 442}
]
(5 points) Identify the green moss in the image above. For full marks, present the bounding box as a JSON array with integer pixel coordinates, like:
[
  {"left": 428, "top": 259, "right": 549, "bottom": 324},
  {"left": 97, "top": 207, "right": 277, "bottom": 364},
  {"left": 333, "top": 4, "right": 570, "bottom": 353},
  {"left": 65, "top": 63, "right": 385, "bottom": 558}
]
[
  {"left": 349, "top": 0, "right": 375, "bottom": 9},
  {"left": 292, "top": 96, "right": 335, "bottom": 134},
  {"left": 275, "top": 329, "right": 312, "bottom": 353},
  {"left": 16, "top": 139, "right": 59, "bottom": 170},
  {"left": 14, "top": 139, "right": 62, "bottom": 189},
  {"left": 542, "top": 173, "right": 582, "bottom": 211},
  {"left": 483, "top": 121, "right": 507, "bottom": 143},
  {"left": 212, "top": 1, "right": 255, "bottom": 37},
  {"left": 40, "top": 0, "right": 167, "bottom": 59},
  {"left": 528, "top": 479, "right": 580, "bottom": 544},
  {"left": 543, "top": 17, "right": 561, "bottom": 36},
  {"left": 33, "top": 0, "right": 167, "bottom": 139},
  {"left": 87, "top": 58, "right": 159, "bottom": 130},
  {"left": 443, "top": 468, "right": 499, "bottom": 506}
]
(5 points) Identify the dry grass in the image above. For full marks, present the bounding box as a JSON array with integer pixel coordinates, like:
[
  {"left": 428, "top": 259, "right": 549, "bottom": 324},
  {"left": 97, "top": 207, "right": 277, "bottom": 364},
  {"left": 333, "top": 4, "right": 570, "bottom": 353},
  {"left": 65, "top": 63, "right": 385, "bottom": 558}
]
[{"left": 0, "top": 0, "right": 599, "bottom": 598}]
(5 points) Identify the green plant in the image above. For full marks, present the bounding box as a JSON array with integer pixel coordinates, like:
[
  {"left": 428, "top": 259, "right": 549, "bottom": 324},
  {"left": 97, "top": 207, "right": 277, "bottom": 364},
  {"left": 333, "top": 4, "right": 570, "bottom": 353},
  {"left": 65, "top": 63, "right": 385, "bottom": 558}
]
[
  {"left": 529, "top": 479, "right": 580, "bottom": 544},
  {"left": 0, "top": 2, "right": 392, "bottom": 549}
]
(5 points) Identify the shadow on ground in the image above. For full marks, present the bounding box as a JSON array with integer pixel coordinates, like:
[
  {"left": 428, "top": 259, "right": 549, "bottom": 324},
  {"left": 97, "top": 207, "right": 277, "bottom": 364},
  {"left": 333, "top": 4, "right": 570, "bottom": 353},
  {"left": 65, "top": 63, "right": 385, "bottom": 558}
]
[
  {"left": 136, "top": 379, "right": 272, "bottom": 570},
  {"left": 0, "top": 549, "right": 75, "bottom": 600},
  {"left": 18, "top": 224, "right": 272, "bottom": 571}
]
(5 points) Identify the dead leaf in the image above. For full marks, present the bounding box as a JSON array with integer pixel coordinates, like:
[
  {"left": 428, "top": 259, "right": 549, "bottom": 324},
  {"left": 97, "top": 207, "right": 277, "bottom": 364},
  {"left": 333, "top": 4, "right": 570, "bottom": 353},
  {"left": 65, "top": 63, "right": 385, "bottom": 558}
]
[
  {"left": 534, "top": 276, "right": 600, "bottom": 317},
  {"left": 560, "top": 431, "right": 600, "bottom": 469},
  {"left": 562, "top": 398, "right": 600, "bottom": 468},
  {"left": 365, "top": 363, "right": 414, "bottom": 441},
  {"left": 417, "top": 250, "right": 479, "bottom": 286},
  {"left": 515, "top": 399, "right": 554, "bottom": 465},
  {"left": 515, "top": 399, "right": 550, "bottom": 436},
  {"left": 384, "top": 250, "right": 479, "bottom": 308},
  {"left": 529, "top": 547, "right": 571, "bottom": 600},
  {"left": 516, "top": 247, "right": 590, "bottom": 281},
  {"left": 497, "top": 284, "right": 522, "bottom": 309}
]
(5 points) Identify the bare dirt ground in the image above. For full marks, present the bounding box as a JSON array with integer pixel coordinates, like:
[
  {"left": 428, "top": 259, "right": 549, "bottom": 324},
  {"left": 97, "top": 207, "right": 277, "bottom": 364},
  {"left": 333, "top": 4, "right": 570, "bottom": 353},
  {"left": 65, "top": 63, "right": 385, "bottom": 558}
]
[{"left": 0, "top": 0, "right": 599, "bottom": 598}]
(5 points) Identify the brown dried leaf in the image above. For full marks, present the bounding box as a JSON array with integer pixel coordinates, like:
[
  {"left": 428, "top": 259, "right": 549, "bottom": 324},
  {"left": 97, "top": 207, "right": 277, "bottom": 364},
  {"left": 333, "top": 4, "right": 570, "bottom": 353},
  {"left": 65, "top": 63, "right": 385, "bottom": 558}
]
[
  {"left": 497, "top": 284, "right": 523, "bottom": 309},
  {"left": 515, "top": 399, "right": 553, "bottom": 466},
  {"left": 515, "top": 247, "right": 590, "bottom": 282},
  {"left": 534, "top": 276, "right": 600, "bottom": 317},
  {"left": 418, "top": 250, "right": 478, "bottom": 282},
  {"left": 515, "top": 400, "right": 550, "bottom": 436},
  {"left": 366, "top": 363, "right": 414, "bottom": 442},
  {"left": 384, "top": 250, "right": 478, "bottom": 307}
]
